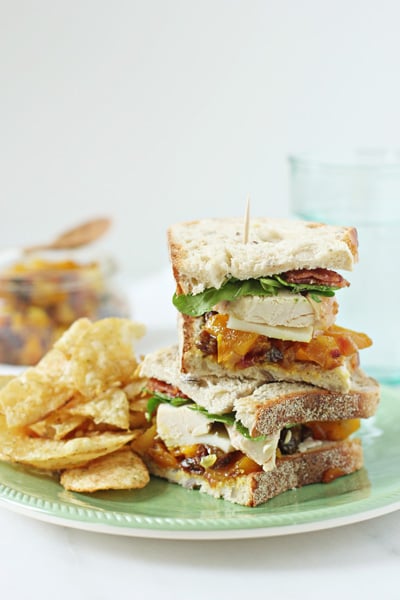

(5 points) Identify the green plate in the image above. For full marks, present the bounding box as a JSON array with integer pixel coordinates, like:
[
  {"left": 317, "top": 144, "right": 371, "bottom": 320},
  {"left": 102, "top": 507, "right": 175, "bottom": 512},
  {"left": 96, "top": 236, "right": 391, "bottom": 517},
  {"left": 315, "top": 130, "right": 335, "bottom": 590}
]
[{"left": 0, "top": 386, "right": 398, "bottom": 540}]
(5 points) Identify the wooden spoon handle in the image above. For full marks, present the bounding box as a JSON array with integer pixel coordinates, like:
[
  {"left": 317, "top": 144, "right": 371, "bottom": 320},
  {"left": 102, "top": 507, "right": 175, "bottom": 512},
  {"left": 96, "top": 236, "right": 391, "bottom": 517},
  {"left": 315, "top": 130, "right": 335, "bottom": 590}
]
[{"left": 24, "top": 217, "right": 112, "bottom": 253}]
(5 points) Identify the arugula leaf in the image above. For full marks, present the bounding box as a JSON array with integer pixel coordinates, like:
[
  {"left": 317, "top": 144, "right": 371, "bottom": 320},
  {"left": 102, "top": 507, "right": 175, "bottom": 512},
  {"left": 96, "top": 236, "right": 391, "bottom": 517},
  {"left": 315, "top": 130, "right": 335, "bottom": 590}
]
[
  {"left": 273, "top": 275, "right": 337, "bottom": 297},
  {"left": 173, "top": 275, "right": 339, "bottom": 317},
  {"left": 145, "top": 391, "right": 190, "bottom": 421},
  {"left": 188, "top": 405, "right": 265, "bottom": 440},
  {"left": 187, "top": 404, "right": 236, "bottom": 427},
  {"left": 172, "top": 280, "right": 254, "bottom": 317},
  {"left": 145, "top": 392, "right": 264, "bottom": 440}
]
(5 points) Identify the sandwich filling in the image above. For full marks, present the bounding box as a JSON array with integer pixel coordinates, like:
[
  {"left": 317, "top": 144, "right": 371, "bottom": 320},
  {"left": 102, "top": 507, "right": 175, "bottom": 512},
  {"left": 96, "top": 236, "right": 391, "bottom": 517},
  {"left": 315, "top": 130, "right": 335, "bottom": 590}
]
[
  {"left": 173, "top": 268, "right": 348, "bottom": 318},
  {"left": 131, "top": 379, "right": 361, "bottom": 486},
  {"left": 198, "top": 315, "right": 371, "bottom": 371},
  {"left": 174, "top": 268, "right": 372, "bottom": 372}
]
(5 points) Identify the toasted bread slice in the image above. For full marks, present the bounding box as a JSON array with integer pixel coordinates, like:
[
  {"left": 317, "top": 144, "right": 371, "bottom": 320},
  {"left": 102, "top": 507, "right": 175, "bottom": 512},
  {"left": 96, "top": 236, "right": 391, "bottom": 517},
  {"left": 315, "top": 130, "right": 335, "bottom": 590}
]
[
  {"left": 168, "top": 217, "right": 358, "bottom": 295},
  {"left": 139, "top": 345, "right": 380, "bottom": 428},
  {"left": 144, "top": 438, "right": 364, "bottom": 506},
  {"left": 234, "top": 370, "right": 379, "bottom": 436}
]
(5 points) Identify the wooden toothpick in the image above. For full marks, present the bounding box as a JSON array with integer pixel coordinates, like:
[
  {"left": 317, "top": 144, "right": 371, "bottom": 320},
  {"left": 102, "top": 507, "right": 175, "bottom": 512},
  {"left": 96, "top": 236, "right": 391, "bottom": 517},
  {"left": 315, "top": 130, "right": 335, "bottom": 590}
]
[{"left": 243, "top": 194, "right": 250, "bottom": 243}]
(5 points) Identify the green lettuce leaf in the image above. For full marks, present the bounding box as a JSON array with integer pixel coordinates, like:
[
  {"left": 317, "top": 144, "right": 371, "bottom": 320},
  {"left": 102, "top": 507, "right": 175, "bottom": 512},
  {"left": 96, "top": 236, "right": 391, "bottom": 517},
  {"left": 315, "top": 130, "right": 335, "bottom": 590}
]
[
  {"left": 145, "top": 391, "right": 190, "bottom": 421},
  {"left": 173, "top": 276, "right": 339, "bottom": 317},
  {"left": 146, "top": 392, "right": 263, "bottom": 440}
]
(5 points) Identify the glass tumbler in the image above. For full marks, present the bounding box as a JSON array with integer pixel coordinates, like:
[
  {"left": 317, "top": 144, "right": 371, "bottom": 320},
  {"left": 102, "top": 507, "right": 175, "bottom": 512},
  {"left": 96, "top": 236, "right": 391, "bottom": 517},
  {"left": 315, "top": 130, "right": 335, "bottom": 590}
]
[{"left": 288, "top": 150, "right": 400, "bottom": 384}]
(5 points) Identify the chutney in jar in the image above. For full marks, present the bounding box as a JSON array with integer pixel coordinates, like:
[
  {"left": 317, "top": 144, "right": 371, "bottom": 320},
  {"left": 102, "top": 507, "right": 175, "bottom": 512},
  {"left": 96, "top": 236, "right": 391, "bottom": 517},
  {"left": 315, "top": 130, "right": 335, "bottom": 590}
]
[{"left": 0, "top": 255, "right": 130, "bottom": 365}]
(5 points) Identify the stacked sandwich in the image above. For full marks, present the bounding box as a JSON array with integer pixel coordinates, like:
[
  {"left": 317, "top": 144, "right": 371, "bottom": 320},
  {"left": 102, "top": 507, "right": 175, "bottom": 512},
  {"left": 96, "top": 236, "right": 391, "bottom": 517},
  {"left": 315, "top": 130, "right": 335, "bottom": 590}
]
[{"left": 136, "top": 217, "right": 380, "bottom": 506}]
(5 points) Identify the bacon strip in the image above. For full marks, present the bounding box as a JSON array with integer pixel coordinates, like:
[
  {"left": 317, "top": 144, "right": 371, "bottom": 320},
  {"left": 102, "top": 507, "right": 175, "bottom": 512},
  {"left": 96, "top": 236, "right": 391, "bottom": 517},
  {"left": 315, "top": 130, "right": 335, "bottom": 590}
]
[
  {"left": 282, "top": 268, "right": 349, "bottom": 288},
  {"left": 148, "top": 378, "right": 189, "bottom": 399}
]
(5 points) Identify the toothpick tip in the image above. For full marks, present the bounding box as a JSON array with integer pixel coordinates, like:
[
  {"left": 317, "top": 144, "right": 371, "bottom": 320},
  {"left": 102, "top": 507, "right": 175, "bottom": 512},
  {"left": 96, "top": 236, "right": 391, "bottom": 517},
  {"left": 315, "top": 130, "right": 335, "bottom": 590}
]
[{"left": 243, "top": 195, "right": 251, "bottom": 244}]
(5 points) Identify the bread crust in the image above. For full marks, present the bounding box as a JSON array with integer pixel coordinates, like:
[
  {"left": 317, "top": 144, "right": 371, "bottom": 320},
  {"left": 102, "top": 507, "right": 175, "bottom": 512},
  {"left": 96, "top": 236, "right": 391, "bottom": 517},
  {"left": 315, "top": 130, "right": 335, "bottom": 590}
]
[
  {"left": 144, "top": 438, "right": 364, "bottom": 506},
  {"left": 168, "top": 217, "right": 359, "bottom": 295},
  {"left": 235, "top": 374, "right": 380, "bottom": 436}
]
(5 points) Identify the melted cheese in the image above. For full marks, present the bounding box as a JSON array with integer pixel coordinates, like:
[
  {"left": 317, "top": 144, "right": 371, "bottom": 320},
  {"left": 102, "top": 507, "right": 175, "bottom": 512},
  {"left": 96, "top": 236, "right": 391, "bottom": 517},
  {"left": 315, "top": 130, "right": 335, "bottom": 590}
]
[
  {"left": 227, "top": 315, "right": 314, "bottom": 342},
  {"left": 214, "top": 293, "right": 338, "bottom": 342}
]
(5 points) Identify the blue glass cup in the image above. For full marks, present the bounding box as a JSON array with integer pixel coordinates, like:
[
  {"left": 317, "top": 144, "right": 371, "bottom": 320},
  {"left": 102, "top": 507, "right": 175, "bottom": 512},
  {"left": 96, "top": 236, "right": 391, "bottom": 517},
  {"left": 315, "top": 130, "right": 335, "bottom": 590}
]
[{"left": 288, "top": 150, "right": 400, "bottom": 384}]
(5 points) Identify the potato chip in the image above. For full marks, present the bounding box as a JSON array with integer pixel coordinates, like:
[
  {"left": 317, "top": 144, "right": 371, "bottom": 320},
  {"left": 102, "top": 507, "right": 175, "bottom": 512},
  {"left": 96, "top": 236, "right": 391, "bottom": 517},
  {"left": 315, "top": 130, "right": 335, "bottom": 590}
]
[
  {"left": 53, "top": 318, "right": 92, "bottom": 355},
  {"left": 36, "top": 347, "right": 71, "bottom": 381},
  {"left": 0, "top": 316, "right": 151, "bottom": 493},
  {"left": 0, "top": 375, "right": 15, "bottom": 415},
  {"left": 0, "top": 415, "right": 13, "bottom": 460},
  {"left": 0, "top": 318, "right": 145, "bottom": 428},
  {"left": 0, "top": 416, "right": 134, "bottom": 469},
  {"left": 28, "top": 411, "right": 86, "bottom": 440},
  {"left": 123, "top": 378, "right": 147, "bottom": 400},
  {"left": 65, "top": 318, "right": 146, "bottom": 397},
  {"left": 0, "top": 366, "right": 73, "bottom": 428},
  {"left": 129, "top": 411, "right": 148, "bottom": 429},
  {"left": 128, "top": 392, "right": 149, "bottom": 429},
  {"left": 68, "top": 389, "right": 130, "bottom": 429},
  {"left": 60, "top": 447, "right": 150, "bottom": 492},
  {"left": 129, "top": 397, "right": 149, "bottom": 412},
  {"left": 0, "top": 375, "right": 15, "bottom": 390}
]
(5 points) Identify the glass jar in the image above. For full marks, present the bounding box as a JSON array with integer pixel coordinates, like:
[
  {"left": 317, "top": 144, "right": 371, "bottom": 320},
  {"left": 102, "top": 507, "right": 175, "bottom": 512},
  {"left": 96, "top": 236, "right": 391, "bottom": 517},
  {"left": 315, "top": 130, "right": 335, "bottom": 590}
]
[{"left": 0, "top": 251, "right": 130, "bottom": 366}]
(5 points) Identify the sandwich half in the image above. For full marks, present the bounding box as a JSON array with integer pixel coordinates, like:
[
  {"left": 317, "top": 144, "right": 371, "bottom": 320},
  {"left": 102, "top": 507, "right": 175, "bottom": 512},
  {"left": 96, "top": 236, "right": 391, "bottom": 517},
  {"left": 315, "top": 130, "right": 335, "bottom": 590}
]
[
  {"left": 169, "top": 217, "right": 372, "bottom": 393},
  {"left": 132, "top": 346, "right": 379, "bottom": 507}
]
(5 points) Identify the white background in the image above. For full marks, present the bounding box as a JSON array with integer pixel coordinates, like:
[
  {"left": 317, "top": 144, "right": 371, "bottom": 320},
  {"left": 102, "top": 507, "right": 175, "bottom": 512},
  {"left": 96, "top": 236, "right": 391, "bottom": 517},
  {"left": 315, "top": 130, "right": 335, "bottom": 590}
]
[{"left": 2, "top": 0, "right": 400, "bottom": 278}]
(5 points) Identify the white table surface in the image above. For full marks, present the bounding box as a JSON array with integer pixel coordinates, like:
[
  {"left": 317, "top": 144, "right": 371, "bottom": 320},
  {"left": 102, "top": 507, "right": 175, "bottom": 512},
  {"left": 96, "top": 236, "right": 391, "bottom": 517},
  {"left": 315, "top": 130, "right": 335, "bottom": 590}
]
[
  {"left": 0, "top": 270, "right": 399, "bottom": 600},
  {"left": 0, "top": 508, "right": 399, "bottom": 600}
]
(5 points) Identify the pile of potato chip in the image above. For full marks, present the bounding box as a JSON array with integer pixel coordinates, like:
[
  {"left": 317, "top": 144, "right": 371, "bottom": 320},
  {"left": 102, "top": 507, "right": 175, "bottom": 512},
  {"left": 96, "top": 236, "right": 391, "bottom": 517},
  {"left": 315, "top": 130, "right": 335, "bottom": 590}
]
[{"left": 0, "top": 317, "right": 152, "bottom": 493}]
